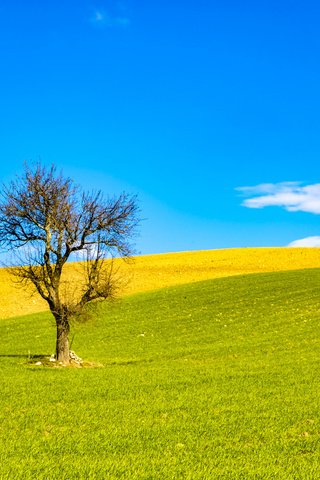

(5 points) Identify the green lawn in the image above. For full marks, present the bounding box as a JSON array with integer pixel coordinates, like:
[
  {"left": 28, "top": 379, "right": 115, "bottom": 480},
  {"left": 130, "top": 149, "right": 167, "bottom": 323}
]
[{"left": 1, "top": 269, "right": 320, "bottom": 479}]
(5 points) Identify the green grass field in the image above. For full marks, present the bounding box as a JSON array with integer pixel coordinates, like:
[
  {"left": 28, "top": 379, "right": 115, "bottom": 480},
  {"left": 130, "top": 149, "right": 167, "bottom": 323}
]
[{"left": 1, "top": 269, "right": 320, "bottom": 479}]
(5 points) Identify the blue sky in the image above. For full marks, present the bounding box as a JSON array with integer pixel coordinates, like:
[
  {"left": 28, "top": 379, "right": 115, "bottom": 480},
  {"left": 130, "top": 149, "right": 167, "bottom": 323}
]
[{"left": 1, "top": 0, "right": 320, "bottom": 254}]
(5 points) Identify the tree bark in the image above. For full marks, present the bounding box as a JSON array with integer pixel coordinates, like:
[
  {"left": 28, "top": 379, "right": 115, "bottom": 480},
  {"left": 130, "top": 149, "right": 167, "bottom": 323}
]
[{"left": 55, "top": 317, "right": 70, "bottom": 364}]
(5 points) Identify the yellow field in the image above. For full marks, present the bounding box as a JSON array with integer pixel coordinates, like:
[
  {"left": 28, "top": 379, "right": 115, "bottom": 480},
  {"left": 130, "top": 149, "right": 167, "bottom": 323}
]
[{"left": 1, "top": 247, "right": 320, "bottom": 319}]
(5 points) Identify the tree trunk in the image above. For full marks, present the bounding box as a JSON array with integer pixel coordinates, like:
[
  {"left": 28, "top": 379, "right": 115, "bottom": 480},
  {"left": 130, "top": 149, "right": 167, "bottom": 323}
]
[{"left": 55, "top": 317, "right": 70, "bottom": 365}]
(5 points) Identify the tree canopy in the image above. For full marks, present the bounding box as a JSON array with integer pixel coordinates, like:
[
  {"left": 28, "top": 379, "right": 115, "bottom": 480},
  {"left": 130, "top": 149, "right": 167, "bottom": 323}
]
[{"left": 0, "top": 162, "right": 140, "bottom": 364}]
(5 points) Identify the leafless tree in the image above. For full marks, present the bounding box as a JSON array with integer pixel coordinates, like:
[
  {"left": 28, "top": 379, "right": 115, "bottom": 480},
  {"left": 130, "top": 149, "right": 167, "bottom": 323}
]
[{"left": 0, "top": 162, "right": 139, "bottom": 364}]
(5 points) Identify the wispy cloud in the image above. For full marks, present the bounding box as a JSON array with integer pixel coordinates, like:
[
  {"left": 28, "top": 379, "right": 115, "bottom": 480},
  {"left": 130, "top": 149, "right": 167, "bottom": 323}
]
[
  {"left": 91, "top": 4, "right": 131, "bottom": 27},
  {"left": 237, "top": 182, "right": 320, "bottom": 214},
  {"left": 288, "top": 236, "right": 320, "bottom": 247},
  {"left": 93, "top": 10, "right": 105, "bottom": 23}
]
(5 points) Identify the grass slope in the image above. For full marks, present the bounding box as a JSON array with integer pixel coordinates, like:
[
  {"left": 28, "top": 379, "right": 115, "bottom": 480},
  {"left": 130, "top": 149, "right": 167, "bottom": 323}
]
[
  {"left": 1, "top": 247, "right": 320, "bottom": 319},
  {"left": 1, "top": 269, "right": 320, "bottom": 478}
]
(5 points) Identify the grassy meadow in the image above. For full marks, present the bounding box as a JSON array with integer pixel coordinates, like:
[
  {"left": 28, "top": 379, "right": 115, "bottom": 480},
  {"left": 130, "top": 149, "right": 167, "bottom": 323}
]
[{"left": 1, "top": 252, "right": 320, "bottom": 478}]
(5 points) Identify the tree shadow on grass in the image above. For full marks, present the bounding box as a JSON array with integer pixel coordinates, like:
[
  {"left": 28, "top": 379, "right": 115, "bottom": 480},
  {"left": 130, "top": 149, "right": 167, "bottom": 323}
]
[
  {"left": 0, "top": 354, "right": 50, "bottom": 358},
  {"left": 109, "top": 358, "right": 154, "bottom": 366}
]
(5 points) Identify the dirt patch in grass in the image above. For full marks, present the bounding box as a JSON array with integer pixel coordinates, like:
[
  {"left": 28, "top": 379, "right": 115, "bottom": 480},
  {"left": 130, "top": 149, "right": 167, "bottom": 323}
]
[{"left": 26, "top": 356, "right": 104, "bottom": 369}]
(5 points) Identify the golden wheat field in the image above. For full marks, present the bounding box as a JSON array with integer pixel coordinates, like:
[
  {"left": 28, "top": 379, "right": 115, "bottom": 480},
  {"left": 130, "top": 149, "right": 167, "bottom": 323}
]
[{"left": 0, "top": 247, "right": 320, "bottom": 319}]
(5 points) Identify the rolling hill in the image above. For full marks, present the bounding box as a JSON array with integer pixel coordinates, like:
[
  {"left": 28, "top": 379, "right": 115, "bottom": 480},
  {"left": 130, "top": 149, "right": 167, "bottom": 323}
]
[
  {"left": 1, "top": 247, "right": 320, "bottom": 319},
  {"left": 0, "top": 267, "right": 320, "bottom": 478}
]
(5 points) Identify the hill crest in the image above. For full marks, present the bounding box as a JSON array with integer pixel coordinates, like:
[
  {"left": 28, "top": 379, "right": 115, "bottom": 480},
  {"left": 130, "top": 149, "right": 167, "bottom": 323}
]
[{"left": 1, "top": 247, "right": 320, "bottom": 319}]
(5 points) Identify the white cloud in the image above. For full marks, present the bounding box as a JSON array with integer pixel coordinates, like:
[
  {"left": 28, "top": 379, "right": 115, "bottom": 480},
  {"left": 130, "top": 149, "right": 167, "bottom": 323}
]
[
  {"left": 91, "top": 7, "right": 130, "bottom": 27},
  {"left": 288, "top": 236, "right": 320, "bottom": 247},
  {"left": 93, "top": 9, "right": 104, "bottom": 22},
  {"left": 237, "top": 182, "right": 320, "bottom": 214}
]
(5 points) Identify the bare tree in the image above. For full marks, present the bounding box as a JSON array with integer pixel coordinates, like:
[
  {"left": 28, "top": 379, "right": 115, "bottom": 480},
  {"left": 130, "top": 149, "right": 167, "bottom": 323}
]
[{"left": 0, "top": 163, "right": 139, "bottom": 364}]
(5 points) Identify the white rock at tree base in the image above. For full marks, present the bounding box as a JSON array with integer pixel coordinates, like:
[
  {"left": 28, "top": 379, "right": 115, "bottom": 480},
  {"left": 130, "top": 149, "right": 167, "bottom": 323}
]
[{"left": 69, "top": 350, "right": 83, "bottom": 364}]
